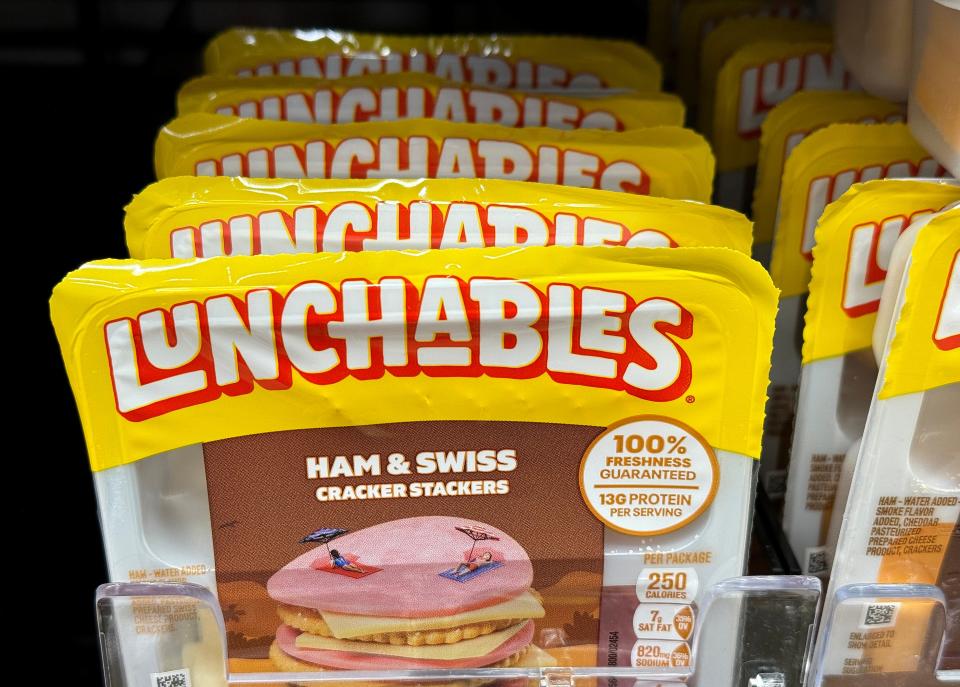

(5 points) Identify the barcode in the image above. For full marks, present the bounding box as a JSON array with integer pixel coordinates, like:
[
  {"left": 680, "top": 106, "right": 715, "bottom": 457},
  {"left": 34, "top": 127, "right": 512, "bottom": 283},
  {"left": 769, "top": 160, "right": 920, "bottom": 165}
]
[
  {"left": 863, "top": 603, "right": 898, "bottom": 627},
  {"left": 748, "top": 674, "right": 785, "bottom": 687},
  {"left": 805, "top": 547, "right": 828, "bottom": 575},
  {"left": 150, "top": 668, "right": 192, "bottom": 687},
  {"left": 765, "top": 470, "right": 787, "bottom": 498}
]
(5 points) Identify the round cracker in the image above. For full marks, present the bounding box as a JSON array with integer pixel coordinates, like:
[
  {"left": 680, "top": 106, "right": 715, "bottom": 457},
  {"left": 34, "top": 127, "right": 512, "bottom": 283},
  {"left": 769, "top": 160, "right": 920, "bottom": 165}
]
[
  {"left": 268, "top": 641, "right": 530, "bottom": 686},
  {"left": 277, "top": 605, "right": 523, "bottom": 646}
]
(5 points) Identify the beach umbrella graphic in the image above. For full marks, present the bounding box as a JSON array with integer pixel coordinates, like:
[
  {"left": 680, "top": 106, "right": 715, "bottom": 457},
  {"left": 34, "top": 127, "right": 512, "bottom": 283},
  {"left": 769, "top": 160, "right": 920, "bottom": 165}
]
[
  {"left": 301, "top": 527, "right": 348, "bottom": 554},
  {"left": 455, "top": 525, "right": 500, "bottom": 560}
]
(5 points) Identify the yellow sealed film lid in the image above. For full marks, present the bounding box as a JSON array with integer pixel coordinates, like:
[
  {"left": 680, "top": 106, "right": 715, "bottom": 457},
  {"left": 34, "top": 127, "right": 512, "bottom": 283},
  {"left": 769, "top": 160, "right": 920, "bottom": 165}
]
[
  {"left": 879, "top": 209, "right": 960, "bottom": 398},
  {"left": 177, "top": 72, "right": 685, "bottom": 130},
  {"left": 697, "top": 17, "right": 831, "bottom": 139},
  {"left": 676, "top": 0, "right": 804, "bottom": 106},
  {"left": 204, "top": 29, "right": 662, "bottom": 92},
  {"left": 710, "top": 40, "right": 861, "bottom": 172},
  {"left": 752, "top": 91, "right": 904, "bottom": 246},
  {"left": 50, "top": 245, "right": 777, "bottom": 471},
  {"left": 803, "top": 179, "right": 960, "bottom": 365},
  {"left": 124, "top": 177, "right": 753, "bottom": 259},
  {"left": 154, "top": 113, "right": 715, "bottom": 203},
  {"left": 770, "top": 123, "right": 948, "bottom": 298}
]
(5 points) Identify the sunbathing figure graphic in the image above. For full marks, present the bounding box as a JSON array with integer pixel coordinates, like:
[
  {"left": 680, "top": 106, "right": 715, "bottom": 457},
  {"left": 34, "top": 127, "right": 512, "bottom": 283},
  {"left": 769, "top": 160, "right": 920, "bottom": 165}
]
[
  {"left": 329, "top": 548, "right": 366, "bottom": 574},
  {"left": 452, "top": 550, "right": 495, "bottom": 577}
]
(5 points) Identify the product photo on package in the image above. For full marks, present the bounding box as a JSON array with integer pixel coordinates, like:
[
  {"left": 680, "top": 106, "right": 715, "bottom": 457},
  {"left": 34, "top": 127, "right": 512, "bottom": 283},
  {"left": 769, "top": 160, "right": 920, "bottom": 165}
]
[
  {"left": 153, "top": 114, "right": 716, "bottom": 201},
  {"left": 123, "top": 177, "right": 753, "bottom": 259},
  {"left": 51, "top": 245, "right": 777, "bottom": 683}
]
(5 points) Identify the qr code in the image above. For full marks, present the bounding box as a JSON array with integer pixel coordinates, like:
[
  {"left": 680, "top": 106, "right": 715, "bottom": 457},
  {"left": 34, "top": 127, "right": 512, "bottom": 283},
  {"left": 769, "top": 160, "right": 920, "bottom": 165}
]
[
  {"left": 150, "top": 669, "right": 192, "bottom": 687},
  {"left": 805, "top": 547, "right": 828, "bottom": 575},
  {"left": 862, "top": 603, "right": 899, "bottom": 627},
  {"left": 748, "top": 674, "right": 785, "bottom": 687},
  {"left": 765, "top": 470, "right": 787, "bottom": 498}
]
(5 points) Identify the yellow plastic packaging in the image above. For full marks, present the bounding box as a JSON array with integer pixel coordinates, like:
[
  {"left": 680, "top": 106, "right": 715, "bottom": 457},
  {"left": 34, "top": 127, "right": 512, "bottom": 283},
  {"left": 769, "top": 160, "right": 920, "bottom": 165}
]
[
  {"left": 709, "top": 40, "right": 859, "bottom": 173},
  {"left": 770, "top": 123, "right": 948, "bottom": 299},
  {"left": 697, "top": 17, "right": 831, "bottom": 140},
  {"left": 676, "top": 0, "right": 803, "bottom": 106},
  {"left": 759, "top": 124, "right": 946, "bottom": 496},
  {"left": 803, "top": 179, "right": 960, "bottom": 366},
  {"left": 124, "top": 177, "right": 753, "bottom": 259},
  {"left": 780, "top": 180, "right": 958, "bottom": 574},
  {"left": 810, "top": 209, "right": 960, "bottom": 680},
  {"left": 178, "top": 72, "right": 685, "bottom": 131},
  {"left": 752, "top": 91, "right": 904, "bottom": 249},
  {"left": 154, "top": 114, "right": 715, "bottom": 202},
  {"left": 879, "top": 209, "right": 960, "bottom": 399},
  {"left": 204, "top": 29, "right": 662, "bottom": 92},
  {"left": 52, "top": 246, "right": 776, "bottom": 470},
  {"left": 52, "top": 245, "right": 776, "bottom": 678}
]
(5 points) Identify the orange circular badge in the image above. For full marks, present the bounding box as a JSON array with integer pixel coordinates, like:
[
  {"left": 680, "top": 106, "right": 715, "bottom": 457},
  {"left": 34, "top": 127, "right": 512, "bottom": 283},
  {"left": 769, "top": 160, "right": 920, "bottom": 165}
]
[{"left": 579, "top": 416, "right": 719, "bottom": 536}]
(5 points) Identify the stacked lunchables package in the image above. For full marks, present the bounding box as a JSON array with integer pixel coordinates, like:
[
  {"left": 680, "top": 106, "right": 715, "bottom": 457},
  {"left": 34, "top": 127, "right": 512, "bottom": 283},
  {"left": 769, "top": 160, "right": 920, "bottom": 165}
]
[
  {"left": 697, "top": 15, "right": 856, "bottom": 212},
  {"left": 796, "top": 3, "right": 960, "bottom": 682},
  {"left": 675, "top": 8, "right": 910, "bottom": 502},
  {"left": 809, "top": 206, "right": 959, "bottom": 684},
  {"left": 761, "top": 122, "right": 950, "bottom": 500},
  {"left": 782, "top": 179, "right": 959, "bottom": 576},
  {"left": 51, "top": 26, "right": 812, "bottom": 687}
]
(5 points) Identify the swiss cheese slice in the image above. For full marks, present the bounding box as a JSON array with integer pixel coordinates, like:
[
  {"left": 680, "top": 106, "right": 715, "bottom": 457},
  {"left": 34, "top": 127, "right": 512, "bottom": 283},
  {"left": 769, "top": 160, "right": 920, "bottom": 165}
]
[
  {"left": 516, "top": 643, "right": 558, "bottom": 668},
  {"left": 319, "top": 589, "right": 544, "bottom": 639},
  {"left": 295, "top": 620, "right": 529, "bottom": 659}
]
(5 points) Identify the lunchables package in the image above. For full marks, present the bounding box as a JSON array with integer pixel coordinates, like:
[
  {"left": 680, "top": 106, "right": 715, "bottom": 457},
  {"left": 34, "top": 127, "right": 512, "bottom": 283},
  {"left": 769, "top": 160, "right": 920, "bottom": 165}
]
[
  {"left": 204, "top": 29, "right": 662, "bottom": 92},
  {"left": 698, "top": 18, "right": 856, "bottom": 211},
  {"left": 762, "top": 123, "right": 948, "bottom": 499},
  {"left": 675, "top": 0, "right": 803, "bottom": 107},
  {"left": 810, "top": 209, "right": 960, "bottom": 683},
  {"left": 124, "top": 177, "right": 752, "bottom": 260},
  {"left": 696, "top": 17, "right": 832, "bottom": 141},
  {"left": 752, "top": 91, "right": 903, "bottom": 263},
  {"left": 154, "top": 114, "right": 715, "bottom": 202},
  {"left": 708, "top": 38, "right": 855, "bottom": 174},
  {"left": 177, "top": 73, "right": 685, "bottom": 130},
  {"left": 52, "top": 245, "right": 777, "bottom": 683},
  {"left": 781, "top": 179, "right": 960, "bottom": 576}
]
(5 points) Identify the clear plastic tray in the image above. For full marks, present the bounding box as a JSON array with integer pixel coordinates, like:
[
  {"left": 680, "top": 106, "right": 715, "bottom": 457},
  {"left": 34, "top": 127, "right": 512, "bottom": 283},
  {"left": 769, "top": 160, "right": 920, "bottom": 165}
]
[
  {"left": 96, "top": 575, "right": 821, "bottom": 687},
  {"left": 810, "top": 582, "right": 960, "bottom": 685}
]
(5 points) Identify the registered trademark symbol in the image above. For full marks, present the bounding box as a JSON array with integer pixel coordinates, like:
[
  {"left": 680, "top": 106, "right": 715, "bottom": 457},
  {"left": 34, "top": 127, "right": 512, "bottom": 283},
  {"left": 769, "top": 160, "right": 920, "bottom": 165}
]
[{"left": 685, "top": 395, "right": 695, "bottom": 403}]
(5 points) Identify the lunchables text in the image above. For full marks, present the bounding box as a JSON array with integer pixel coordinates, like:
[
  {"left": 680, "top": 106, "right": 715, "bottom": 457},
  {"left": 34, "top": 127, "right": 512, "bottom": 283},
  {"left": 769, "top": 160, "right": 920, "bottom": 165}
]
[
  {"left": 215, "top": 85, "right": 622, "bottom": 129},
  {"left": 738, "top": 50, "right": 853, "bottom": 138},
  {"left": 236, "top": 52, "right": 606, "bottom": 90},
  {"left": 802, "top": 158, "right": 947, "bottom": 258},
  {"left": 193, "top": 137, "right": 650, "bottom": 194},
  {"left": 105, "top": 277, "right": 694, "bottom": 419},
  {"left": 842, "top": 208, "right": 938, "bottom": 317},
  {"left": 169, "top": 200, "right": 676, "bottom": 258}
]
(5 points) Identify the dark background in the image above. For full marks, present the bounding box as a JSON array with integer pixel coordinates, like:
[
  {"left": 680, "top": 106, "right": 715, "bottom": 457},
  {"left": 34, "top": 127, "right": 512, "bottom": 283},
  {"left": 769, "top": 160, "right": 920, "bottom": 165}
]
[
  {"left": 5, "top": 2, "right": 798, "bottom": 683},
  {"left": 6, "top": 1, "right": 649, "bottom": 682}
]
